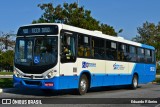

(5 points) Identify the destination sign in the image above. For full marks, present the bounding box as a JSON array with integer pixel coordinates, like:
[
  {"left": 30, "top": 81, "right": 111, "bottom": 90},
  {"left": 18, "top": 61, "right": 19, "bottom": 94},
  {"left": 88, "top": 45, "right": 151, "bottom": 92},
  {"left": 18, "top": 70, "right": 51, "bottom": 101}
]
[{"left": 17, "top": 25, "right": 58, "bottom": 36}]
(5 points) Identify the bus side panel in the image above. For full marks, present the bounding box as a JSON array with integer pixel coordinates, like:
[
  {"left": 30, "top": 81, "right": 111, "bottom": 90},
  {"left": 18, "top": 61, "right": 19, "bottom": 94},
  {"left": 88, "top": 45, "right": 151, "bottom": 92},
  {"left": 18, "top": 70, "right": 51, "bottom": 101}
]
[
  {"left": 114, "top": 74, "right": 131, "bottom": 85},
  {"left": 105, "top": 61, "right": 130, "bottom": 85},
  {"left": 145, "top": 64, "right": 156, "bottom": 82},
  {"left": 58, "top": 75, "right": 79, "bottom": 89},
  {"left": 77, "top": 58, "right": 106, "bottom": 88},
  {"left": 59, "top": 63, "right": 79, "bottom": 89},
  {"left": 91, "top": 74, "right": 105, "bottom": 87},
  {"left": 139, "top": 64, "right": 156, "bottom": 83},
  {"left": 103, "top": 74, "right": 115, "bottom": 86},
  {"left": 130, "top": 63, "right": 156, "bottom": 84},
  {"left": 129, "top": 63, "right": 145, "bottom": 84}
]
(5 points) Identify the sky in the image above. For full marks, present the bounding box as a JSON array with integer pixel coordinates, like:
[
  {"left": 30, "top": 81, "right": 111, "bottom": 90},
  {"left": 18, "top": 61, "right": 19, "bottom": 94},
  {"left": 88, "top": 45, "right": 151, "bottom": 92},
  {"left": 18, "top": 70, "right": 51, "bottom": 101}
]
[{"left": 0, "top": 0, "right": 160, "bottom": 40}]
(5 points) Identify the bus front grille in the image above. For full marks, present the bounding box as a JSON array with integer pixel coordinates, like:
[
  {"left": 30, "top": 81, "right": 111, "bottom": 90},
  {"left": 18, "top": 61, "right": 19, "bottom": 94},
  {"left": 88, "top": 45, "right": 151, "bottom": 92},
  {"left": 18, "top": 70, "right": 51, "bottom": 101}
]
[
  {"left": 24, "top": 80, "right": 42, "bottom": 86},
  {"left": 23, "top": 75, "right": 43, "bottom": 79}
]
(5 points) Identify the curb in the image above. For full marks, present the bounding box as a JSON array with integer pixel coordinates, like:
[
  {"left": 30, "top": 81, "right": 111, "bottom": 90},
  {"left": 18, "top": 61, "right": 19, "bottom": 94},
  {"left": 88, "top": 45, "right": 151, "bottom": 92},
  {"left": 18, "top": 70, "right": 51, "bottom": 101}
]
[
  {"left": 0, "top": 75, "right": 13, "bottom": 78},
  {"left": 0, "top": 88, "right": 15, "bottom": 93},
  {"left": 0, "top": 75, "right": 12, "bottom": 76}
]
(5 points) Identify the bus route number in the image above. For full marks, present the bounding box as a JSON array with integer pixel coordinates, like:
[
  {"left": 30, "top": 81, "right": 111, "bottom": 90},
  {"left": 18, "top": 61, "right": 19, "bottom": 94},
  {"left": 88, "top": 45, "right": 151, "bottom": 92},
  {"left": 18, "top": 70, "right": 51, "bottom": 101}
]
[
  {"left": 32, "top": 28, "right": 41, "bottom": 33},
  {"left": 23, "top": 29, "right": 28, "bottom": 34},
  {"left": 31, "top": 27, "right": 51, "bottom": 34}
]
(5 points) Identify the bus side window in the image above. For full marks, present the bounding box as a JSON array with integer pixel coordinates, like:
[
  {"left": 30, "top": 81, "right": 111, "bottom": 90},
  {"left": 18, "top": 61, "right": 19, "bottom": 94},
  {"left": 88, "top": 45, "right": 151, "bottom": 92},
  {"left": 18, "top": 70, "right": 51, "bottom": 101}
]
[
  {"left": 118, "top": 43, "right": 126, "bottom": 61},
  {"left": 84, "top": 47, "right": 91, "bottom": 57},
  {"left": 78, "top": 45, "right": 84, "bottom": 57},
  {"left": 92, "top": 37, "right": 105, "bottom": 59},
  {"left": 151, "top": 50, "right": 155, "bottom": 64},
  {"left": 128, "top": 46, "right": 136, "bottom": 62},
  {"left": 145, "top": 49, "right": 152, "bottom": 63},
  {"left": 137, "top": 48, "right": 145, "bottom": 63},
  {"left": 106, "top": 40, "right": 117, "bottom": 60},
  {"left": 78, "top": 35, "right": 84, "bottom": 57},
  {"left": 78, "top": 34, "right": 91, "bottom": 58},
  {"left": 60, "top": 31, "right": 76, "bottom": 63}
]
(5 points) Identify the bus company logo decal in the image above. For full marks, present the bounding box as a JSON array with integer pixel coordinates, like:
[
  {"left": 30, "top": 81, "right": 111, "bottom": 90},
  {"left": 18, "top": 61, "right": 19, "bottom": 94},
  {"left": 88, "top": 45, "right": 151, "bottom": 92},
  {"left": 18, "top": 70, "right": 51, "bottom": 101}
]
[
  {"left": 82, "top": 61, "right": 96, "bottom": 68},
  {"left": 113, "top": 63, "right": 125, "bottom": 70}
]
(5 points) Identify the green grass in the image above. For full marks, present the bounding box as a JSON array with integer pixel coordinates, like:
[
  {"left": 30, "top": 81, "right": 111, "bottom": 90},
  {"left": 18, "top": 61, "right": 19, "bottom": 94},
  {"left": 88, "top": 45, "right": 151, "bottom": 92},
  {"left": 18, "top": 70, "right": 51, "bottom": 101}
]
[
  {"left": 0, "top": 72, "right": 13, "bottom": 75},
  {"left": 0, "top": 78, "right": 13, "bottom": 88}
]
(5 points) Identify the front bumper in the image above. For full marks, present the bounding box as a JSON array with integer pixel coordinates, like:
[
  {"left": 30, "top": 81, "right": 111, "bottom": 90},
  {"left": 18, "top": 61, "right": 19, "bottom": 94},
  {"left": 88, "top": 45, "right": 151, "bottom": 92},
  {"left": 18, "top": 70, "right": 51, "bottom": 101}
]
[{"left": 13, "top": 75, "right": 59, "bottom": 90}]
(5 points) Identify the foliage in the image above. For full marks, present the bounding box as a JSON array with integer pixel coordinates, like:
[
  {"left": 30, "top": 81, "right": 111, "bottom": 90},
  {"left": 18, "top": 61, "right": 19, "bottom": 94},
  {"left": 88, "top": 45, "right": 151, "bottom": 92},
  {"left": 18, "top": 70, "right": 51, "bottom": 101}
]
[
  {"left": 153, "top": 78, "right": 160, "bottom": 83},
  {"left": 0, "top": 78, "right": 13, "bottom": 88},
  {"left": 157, "top": 70, "right": 160, "bottom": 75},
  {"left": 0, "top": 72, "right": 13, "bottom": 75},
  {"left": 157, "top": 66, "right": 160, "bottom": 71},
  {"left": 32, "top": 2, "right": 118, "bottom": 36},
  {"left": 0, "top": 50, "right": 14, "bottom": 72},
  {"left": 132, "top": 21, "right": 160, "bottom": 63}
]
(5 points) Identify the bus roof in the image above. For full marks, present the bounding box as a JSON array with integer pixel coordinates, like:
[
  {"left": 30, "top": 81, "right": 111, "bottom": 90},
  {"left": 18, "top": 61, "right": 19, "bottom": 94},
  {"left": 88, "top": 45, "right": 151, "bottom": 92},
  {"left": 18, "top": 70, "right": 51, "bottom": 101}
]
[{"left": 19, "top": 23, "right": 155, "bottom": 50}]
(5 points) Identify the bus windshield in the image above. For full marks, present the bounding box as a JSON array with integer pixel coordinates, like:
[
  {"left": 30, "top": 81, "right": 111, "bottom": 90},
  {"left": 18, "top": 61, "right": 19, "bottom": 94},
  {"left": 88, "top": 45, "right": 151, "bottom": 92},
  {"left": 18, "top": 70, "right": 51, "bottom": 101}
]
[{"left": 15, "top": 37, "right": 58, "bottom": 67}]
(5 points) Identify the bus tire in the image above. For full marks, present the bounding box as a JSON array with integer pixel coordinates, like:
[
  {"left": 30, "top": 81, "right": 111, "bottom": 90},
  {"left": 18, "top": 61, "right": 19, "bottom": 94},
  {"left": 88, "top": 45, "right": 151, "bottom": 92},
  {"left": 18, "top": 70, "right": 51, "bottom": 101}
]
[
  {"left": 77, "top": 74, "right": 89, "bottom": 95},
  {"left": 130, "top": 74, "right": 138, "bottom": 89}
]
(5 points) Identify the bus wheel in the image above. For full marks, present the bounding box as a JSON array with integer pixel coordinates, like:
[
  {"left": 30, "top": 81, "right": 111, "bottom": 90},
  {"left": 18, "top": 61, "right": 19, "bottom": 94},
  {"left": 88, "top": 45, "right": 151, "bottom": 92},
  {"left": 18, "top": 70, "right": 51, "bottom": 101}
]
[
  {"left": 78, "top": 74, "right": 88, "bottom": 95},
  {"left": 130, "top": 74, "right": 138, "bottom": 89}
]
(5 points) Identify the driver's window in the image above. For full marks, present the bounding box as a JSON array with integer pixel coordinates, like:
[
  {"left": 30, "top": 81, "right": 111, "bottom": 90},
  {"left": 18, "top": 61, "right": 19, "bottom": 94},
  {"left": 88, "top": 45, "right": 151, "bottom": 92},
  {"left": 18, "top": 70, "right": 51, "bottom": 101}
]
[{"left": 61, "top": 31, "right": 76, "bottom": 63}]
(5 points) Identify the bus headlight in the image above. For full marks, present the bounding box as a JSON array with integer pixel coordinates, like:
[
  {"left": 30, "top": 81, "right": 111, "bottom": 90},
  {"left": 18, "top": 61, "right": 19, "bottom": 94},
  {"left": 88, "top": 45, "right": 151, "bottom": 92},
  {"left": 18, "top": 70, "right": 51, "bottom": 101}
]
[
  {"left": 13, "top": 70, "right": 22, "bottom": 78},
  {"left": 45, "top": 70, "right": 56, "bottom": 79}
]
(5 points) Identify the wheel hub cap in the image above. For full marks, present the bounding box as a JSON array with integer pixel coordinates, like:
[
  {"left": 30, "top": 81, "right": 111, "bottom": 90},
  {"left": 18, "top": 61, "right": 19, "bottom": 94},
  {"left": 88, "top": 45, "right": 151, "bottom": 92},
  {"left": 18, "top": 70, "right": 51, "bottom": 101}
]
[{"left": 80, "top": 79, "right": 86, "bottom": 91}]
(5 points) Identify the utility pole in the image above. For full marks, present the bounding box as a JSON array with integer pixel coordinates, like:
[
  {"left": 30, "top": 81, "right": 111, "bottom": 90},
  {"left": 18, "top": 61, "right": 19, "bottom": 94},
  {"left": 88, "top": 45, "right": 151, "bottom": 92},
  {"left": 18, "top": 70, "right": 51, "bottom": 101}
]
[{"left": 5, "top": 34, "right": 10, "bottom": 50}]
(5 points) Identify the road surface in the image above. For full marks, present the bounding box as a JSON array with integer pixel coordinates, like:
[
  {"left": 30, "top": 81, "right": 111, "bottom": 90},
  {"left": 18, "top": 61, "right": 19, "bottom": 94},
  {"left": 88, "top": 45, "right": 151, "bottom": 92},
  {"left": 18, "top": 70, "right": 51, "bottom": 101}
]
[{"left": 0, "top": 83, "right": 160, "bottom": 107}]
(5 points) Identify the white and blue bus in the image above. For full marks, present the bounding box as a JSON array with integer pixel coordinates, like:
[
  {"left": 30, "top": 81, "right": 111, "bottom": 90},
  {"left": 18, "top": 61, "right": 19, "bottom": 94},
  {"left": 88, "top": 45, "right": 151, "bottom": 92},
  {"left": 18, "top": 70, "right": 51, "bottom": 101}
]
[{"left": 13, "top": 23, "right": 156, "bottom": 95}]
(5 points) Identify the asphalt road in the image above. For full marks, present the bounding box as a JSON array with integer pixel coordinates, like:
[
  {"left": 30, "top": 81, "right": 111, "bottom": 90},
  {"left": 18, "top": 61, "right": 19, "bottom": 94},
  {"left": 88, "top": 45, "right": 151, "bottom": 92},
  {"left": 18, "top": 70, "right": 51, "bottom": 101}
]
[{"left": 0, "top": 83, "right": 160, "bottom": 107}]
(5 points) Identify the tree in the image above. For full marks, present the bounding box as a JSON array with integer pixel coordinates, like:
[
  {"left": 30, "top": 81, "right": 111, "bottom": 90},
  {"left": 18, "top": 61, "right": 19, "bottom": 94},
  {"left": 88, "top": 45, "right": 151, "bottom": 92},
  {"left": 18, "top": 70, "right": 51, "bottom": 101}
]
[
  {"left": 132, "top": 21, "right": 160, "bottom": 63},
  {"left": 0, "top": 33, "right": 15, "bottom": 50},
  {"left": 0, "top": 32, "right": 15, "bottom": 72},
  {"left": 101, "top": 24, "right": 117, "bottom": 36},
  {"left": 32, "top": 2, "right": 118, "bottom": 36},
  {"left": 0, "top": 50, "right": 14, "bottom": 72}
]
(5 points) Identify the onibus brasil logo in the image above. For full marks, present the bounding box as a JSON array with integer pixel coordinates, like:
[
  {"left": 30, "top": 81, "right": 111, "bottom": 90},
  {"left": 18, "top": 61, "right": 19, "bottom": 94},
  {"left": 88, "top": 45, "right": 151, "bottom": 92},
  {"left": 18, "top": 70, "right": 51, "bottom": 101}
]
[{"left": 113, "top": 63, "right": 125, "bottom": 70}]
